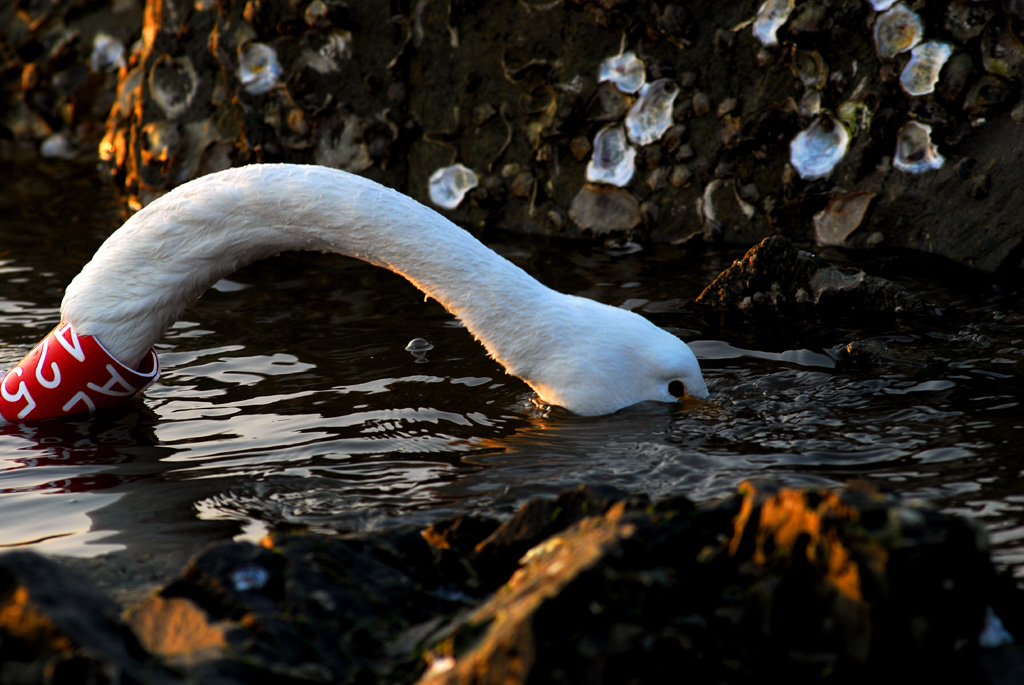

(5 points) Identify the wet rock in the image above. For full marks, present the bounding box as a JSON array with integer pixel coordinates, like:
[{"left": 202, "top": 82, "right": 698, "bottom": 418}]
[
  {"left": 419, "top": 481, "right": 1021, "bottom": 684},
  {"left": 0, "top": 551, "right": 178, "bottom": 684},
  {"left": 466, "top": 484, "right": 648, "bottom": 589},
  {"left": 127, "top": 596, "right": 228, "bottom": 669},
  {"left": 695, "top": 236, "right": 930, "bottom": 316},
  {"left": 0, "top": 0, "right": 143, "bottom": 159},
  {"left": 1, "top": 483, "right": 1022, "bottom": 684},
  {"left": 154, "top": 533, "right": 463, "bottom": 683}
]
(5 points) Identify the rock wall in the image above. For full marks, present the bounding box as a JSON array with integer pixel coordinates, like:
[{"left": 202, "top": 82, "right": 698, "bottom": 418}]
[{"left": 2, "top": 0, "right": 1023, "bottom": 271}]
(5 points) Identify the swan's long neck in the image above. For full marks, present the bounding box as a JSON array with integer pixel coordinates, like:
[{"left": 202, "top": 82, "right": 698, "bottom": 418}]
[{"left": 61, "top": 165, "right": 552, "bottom": 375}]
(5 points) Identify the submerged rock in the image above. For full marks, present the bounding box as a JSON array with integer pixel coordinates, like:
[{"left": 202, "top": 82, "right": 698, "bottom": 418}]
[{"left": 695, "top": 236, "right": 930, "bottom": 316}]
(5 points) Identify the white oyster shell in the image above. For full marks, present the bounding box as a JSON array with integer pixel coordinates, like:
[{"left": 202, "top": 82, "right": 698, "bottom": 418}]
[
  {"left": 753, "top": 0, "right": 795, "bottom": 47},
  {"left": 149, "top": 55, "right": 199, "bottom": 120},
  {"left": 625, "top": 78, "right": 679, "bottom": 146},
  {"left": 899, "top": 41, "right": 953, "bottom": 96},
  {"left": 428, "top": 164, "right": 479, "bottom": 210},
  {"left": 90, "top": 32, "right": 125, "bottom": 73},
  {"left": 238, "top": 42, "right": 283, "bottom": 95},
  {"left": 789, "top": 117, "right": 850, "bottom": 180},
  {"left": 893, "top": 121, "right": 944, "bottom": 173},
  {"left": 874, "top": 4, "right": 924, "bottom": 59},
  {"left": 598, "top": 51, "right": 646, "bottom": 94},
  {"left": 586, "top": 125, "right": 636, "bottom": 187}
]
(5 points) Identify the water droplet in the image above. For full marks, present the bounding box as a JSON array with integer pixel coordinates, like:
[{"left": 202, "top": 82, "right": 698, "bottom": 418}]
[
  {"left": 752, "top": 0, "right": 795, "bottom": 47},
  {"left": 405, "top": 338, "right": 434, "bottom": 364},
  {"left": 90, "top": 32, "right": 125, "bottom": 73},
  {"left": 405, "top": 338, "right": 434, "bottom": 352},
  {"left": 428, "top": 163, "right": 479, "bottom": 209},
  {"left": 586, "top": 125, "right": 636, "bottom": 187},
  {"left": 231, "top": 564, "right": 269, "bottom": 592},
  {"left": 598, "top": 51, "right": 646, "bottom": 94},
  {"left": 900, "top": 41, "right": 952, "bottom": 96},
  {"left": 789, "top": 117, "right": 850, "bottom": 180},
  {"left": 238, "top": 42, "right": 282, "bottom": 95},
  {"left": 893, "top": 121, "right": 944, "bottom": 173},
  {"left": 874, "top": 4, "right": 923, "bottom": 59},
  {"left": 625, "top": 79, "right": 678, "bottom": 146}
]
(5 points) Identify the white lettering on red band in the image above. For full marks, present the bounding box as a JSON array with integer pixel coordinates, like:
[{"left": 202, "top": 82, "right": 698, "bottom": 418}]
[
  {"left": 1, "top": 367, "right": 37, "bottom": 420},
  {"left": 0, "top": 322, "right": 160, "bottom": 423}
]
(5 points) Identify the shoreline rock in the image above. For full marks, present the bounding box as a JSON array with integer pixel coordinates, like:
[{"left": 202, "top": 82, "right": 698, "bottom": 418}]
[
  {"left": 3, "top": 2, "right": 1024, "bottom": 271},
  {"left": 3, "top": 483, "right": 1021, "bottom": 684}
]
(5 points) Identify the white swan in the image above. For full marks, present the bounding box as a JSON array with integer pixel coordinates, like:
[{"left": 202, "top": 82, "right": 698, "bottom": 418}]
[{"left": 3, "top": 164, "right": 707, "bottom": 420}]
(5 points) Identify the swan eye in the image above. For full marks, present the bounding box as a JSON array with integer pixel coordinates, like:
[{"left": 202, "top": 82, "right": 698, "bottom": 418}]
[{"left": 667, "top": 380, "right": 686, "bottom": 398}]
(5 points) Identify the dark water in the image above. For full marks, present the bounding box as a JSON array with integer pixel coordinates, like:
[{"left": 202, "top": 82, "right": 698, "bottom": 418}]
[{"left": 1, "top": 159, "right": 1022, "bottom": 581}]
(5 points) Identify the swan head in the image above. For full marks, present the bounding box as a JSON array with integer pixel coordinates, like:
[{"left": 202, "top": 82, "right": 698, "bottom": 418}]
[{"left": 511, "top": 296, "right": 709, "bottom": 416}]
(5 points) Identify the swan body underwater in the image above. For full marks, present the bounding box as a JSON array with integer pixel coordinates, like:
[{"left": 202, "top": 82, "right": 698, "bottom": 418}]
[{"left": 0, "top": 164, "right": 707, "bottom": 423}]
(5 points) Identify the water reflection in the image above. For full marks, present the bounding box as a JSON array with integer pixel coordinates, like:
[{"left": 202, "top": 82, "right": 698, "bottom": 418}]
[{"left": 0, "top": 159, "right": 1022, "bottom": 581}]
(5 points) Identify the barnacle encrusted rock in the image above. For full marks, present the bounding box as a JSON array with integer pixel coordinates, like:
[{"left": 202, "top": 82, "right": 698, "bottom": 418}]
[
  {"left": 695, "top": 236, "right": 929, "bottom": 316},
  {"left": 4, "top": 1, "right": 1024, "bottom": 270}
]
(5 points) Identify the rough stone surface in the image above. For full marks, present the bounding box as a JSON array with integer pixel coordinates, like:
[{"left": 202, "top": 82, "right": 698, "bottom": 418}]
[
  {"left": 1, "top": 484, "right": 1022, "bottom": 684},
  {"left": 3, "top": 1, "right": 1024, "bottom": 269},
  {"left": 695, "top": 235, "right": 931, "bottom": 317},
  {"left": 0, "top": 551, "right": 178, "bottom": 684},
  {"left": 420, "top": 482, "right": 1023, "bottom": 684}
]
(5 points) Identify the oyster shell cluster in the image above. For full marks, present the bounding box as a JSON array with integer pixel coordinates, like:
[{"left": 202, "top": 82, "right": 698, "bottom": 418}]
[
  {"left": 582, "top": 51, "right": 681, "bottom": 190},
  {"left": 4, "top": 0, "right": 1022, "bottom": 269},
  {"left": 769, "top": 1, "right": 951, "bottom": 183}
]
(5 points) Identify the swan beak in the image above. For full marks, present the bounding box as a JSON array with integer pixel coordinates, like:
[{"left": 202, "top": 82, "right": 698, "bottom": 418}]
[{"left": 681, "top": 384, "right": 710, "bottom": 403}]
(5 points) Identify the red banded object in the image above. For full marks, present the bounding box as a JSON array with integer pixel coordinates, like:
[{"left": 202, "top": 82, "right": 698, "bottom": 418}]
[{"left": 0, "top": 322, "right": 159, "bottom": 422}]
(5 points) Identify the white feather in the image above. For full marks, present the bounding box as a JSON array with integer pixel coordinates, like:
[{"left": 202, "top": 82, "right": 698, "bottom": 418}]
[{"left": 61, "top": 164, "right": 708, "bottom": 415}]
